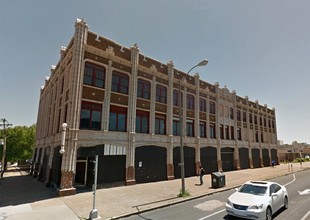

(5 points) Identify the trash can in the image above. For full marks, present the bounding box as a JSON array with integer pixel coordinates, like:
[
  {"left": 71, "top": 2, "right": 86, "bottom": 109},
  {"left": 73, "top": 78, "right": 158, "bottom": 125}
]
[{"left": 211, "top": 172, "right": 225, "bottom": 188}]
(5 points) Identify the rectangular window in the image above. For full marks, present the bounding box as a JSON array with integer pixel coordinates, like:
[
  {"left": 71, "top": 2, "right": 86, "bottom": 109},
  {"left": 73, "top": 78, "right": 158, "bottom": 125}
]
[
  {"left": 243, "top": 111, "right": 247, "bottom": 122},
  {"left": 112, "top": 71, "right": 129, "bottom": 94},
  {"left": 209, "top": 101, "right": 216, "bottom": 114},
  {"left": 155, "top": 114, "right": 166, "bottom": 135},
  {"left": 137, "top": 79, "right": 150, "bottom": 99},
  {"left": 230, "top": 107, "right": 234, "bottom": 120},
  {"left": 225, "top": 126, "right": 230, "bottom": 139},
  {"left": 109, "top": 106, "right": 127, "bottom": 132},
  {"left": 230, "top": 126, "right": 234, "bottom": 140},
  {"left": 173, "top": 90, "right": 182, "bottom": 106},
  {"left": 173, "top": 118, "right": 180, "bottom": 136},
  {"left": 254, "top": 115, "right": 258, "bottom": 124},
  {"left": 80, "top": 101, "right": 102, "bottom": 130},
  {"left": 220, "top": 124, "right": 224, "bottom": 139},
  {"left": 249, "top": 113, "right": 253, "bottom": 124},
  {"left": 199, "top": 121, "right": 206, "bottom": 138},
  {"left": 136, "top": 110, "right": 149, "bottom": 133},
  {"left": 83, "top": 63, "right": 105, "bottom": 88},
  {"left": 209, "top": 123, "right": 216, "bottom": 138},
  {"left": 237, "top": 127, "right": 242, "bottom": 140},
  {"left": 186, "top": 119, "right": 194, "bottom": 137},
  {"left": 200, "top": 98, "right": 206, "bottom": 112},
  {"left": 187, "top": 94, "right": 195, "bottom": 110},
  {"left": 260, "top": 132, "right": 264, "bottom": 142},
  {"left": 255, "top": 131, "right": 259, "bottom": 142},
  {"left": 237, "top": 110, "right": 241, "bottom": 121},
  {"left": 156, "top": 85, "right": 167, "bottom": 103}
]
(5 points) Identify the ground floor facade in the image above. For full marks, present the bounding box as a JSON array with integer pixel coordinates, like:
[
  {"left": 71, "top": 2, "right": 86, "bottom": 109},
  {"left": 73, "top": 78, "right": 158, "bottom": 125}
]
[{"left": 32, "top": 131, "right": 278, "bottom": 192}]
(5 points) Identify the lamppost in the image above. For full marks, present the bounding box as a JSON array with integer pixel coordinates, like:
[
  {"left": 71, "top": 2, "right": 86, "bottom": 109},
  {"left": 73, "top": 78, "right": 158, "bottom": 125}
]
[
  {"left": 179, "top": 59, "right": 208, "bottom": 195},
  {"left": 59, "top": 123, "right": 68, "bottom": 154}
]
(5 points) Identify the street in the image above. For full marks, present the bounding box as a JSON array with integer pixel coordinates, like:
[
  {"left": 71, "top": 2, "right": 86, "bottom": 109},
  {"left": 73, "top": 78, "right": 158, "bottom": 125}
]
[{"left": 121, "top": 169, "right": 310, "bottom": 220}]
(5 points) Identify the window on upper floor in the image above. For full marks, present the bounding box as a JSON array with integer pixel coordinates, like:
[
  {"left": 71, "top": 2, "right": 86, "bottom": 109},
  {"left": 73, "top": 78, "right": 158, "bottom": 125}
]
[
  {"left": 155, "top": 114, "right": 166, "bottom": 135},
  {"left": 200, "top": 121, "right": 206, "bottom": 138},
  {"left": 173, "top": 90, "right": 182, "bottom": 107},
  {"left": 200, "top": 98, "right": 206, "bottom": 112},
  {"left": 187, "top": 94, "right": 195, "bottom": 110},
  {"left": 249, "top": 113, "right": 253, "bottom": 124},
  {"left": 136, "top": 110, "right": 149, "bottom": 134},
  {"left": 186, "top": 119, "right": 194, "bottom": 137},
  {"left": 109, "top": 105, "right": 127, "bottom": 132},
  {"left": 209, "top": 101, "right": 216, "bottom": 114},
  {"left": 156, "top": 84, "right": 167, "bottom": 103},
  {"left": 173, "top": 118, "right": 180, "bottom": 136},
  {"left": 80, "top": 101, "right": 102, "bottom": 130},
  {"left": 237, "top": 127, "right": 242, "bottom": 140},
  {"left": 230, "top": 107, "right": 234, "bottom": 120},
  {"left": 83, "top": 63, "right": 105, "bottom": 88},
  {"left": 112, "top": 71, "right": 129, "bottom": 94},
  {"left": 137, "top": 79, "right": 150, "bottom": 100},
  {"left": 237, "top": 110, "right": 241, "bottom": 121},
  {"left": 209, "top": 123, "right": 216, "bottom": 138},
  {"left": 243, "top": 111, "right": 247, "bottom": 122}
]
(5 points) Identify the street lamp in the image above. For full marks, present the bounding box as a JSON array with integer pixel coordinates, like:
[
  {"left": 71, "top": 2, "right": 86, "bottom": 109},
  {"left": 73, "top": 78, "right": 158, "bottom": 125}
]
[
  {"left": 59, "top": 123, "right": 68, "bottom": 154},
  {"left": 179, "top": 59, "right": 208, "bottom": 195}
]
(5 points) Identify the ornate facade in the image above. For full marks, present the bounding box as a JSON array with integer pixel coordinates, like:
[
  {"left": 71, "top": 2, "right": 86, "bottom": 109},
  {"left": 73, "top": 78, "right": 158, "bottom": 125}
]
[{"left": 33, "top": 19, "right": 278, "bottom": 196}]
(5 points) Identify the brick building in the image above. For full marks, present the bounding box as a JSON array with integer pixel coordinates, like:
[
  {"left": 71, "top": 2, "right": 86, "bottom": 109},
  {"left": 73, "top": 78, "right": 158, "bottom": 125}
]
[{"left": 33, "top": 19, "right": 279, "bottom": 196}]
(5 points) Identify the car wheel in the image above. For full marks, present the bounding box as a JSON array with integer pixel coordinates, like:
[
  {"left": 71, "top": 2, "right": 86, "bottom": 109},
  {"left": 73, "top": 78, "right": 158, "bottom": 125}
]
[
  {"left": 266, "top": 207, "right": 272, "bottom": 220},
  {"left": 284, "top": 196, "right": 288, "bottom": 209}
]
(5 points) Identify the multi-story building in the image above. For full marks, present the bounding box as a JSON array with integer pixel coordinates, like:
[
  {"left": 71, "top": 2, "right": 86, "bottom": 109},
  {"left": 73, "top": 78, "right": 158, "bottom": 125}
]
[
  {"left": 278, "top": 141, "right": 310, "bottom": 161},
  {"left": 33, "top": 19, "right": 279, "bottom": 196}
]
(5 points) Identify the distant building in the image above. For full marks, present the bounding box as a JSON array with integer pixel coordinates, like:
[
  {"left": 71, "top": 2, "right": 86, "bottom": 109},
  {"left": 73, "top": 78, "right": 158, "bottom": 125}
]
[
  {"left": 278, "top": 141, "right": 310, "bottom": 161},
  {"left": 33, "top": 19, "right": 279, "bottom": 196}
]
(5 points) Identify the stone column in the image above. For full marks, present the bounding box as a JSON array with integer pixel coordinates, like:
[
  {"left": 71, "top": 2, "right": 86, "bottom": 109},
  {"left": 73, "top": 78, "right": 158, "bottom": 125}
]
[
  {"left": 167, "top": 61, "right": 174, "bottom": 136},
  {"left": 102, "top": 60, "right": 113, "bottom": 131},
  {"left": 58, "top": 18, "right": 88, "bottom": 196},
  {"left": 125, "top": 43, "right": 139, "bottom": 185}
]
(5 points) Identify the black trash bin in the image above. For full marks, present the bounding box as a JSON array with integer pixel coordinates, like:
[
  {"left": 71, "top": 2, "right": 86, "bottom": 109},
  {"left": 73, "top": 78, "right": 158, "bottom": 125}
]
[{"left": 211, "top": 172, "right": 225, "bottom": 188}]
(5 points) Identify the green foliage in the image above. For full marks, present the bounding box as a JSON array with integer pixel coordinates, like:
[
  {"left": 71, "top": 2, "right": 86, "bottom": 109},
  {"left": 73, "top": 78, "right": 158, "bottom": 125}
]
[
  {"left": 0, "top": 124, "right": 36, "bottom": 162},
  {"left": 178, "top": 189, "right": 190, "bottom": 197},
  {"left": 293, "top": 157, "right": 310, "bottom": 163}
]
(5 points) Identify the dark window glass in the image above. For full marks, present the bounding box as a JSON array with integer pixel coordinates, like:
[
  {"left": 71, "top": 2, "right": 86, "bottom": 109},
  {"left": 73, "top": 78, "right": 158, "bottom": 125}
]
[
  {"left": 156, "top": 85, "right": 167, "bottom": 103},
  {"left": 136, "top": 111, "right": 149, "bottom": 133},
  {"left": 173, "top": 119, "right": 180, "bottom": 136},
  {"left": 200, "top": 99, "right": 206, "bottom": 112},
  {"left": 200, "top": 121, "right": 206, "bottom": 138},
  {"left": 187, "top": 94, "right": 195, "bottom": 110},
  {"left": 186, "top": 120, "right": 194, "bottom": 137},
  {"left": 209, "top": 101, "right": 216, "bottom": 114},
  {"left": 83, "top": 63, "right": 105, "bottom": 88},
  {"left": 243, "top": 111, "right": 247, "bottom": 122},
  {"left": 155, "top": 115, "right": 166, "bottom": 135},
  {"left": 80, "top": 101, "right": 102, "bottom": 130},
  {"left": 237, "top": 127, "right": 242, "bottom": 140},
  {"left": 112, "top": 71, "right": 129, "bottom": 94},
  {"left": 109, "top": 106, "right": 127, "bottom": 132},
  {"left": 210, "top": 123, "right": 216, "bottom": 138},
  {"left": 237, "top": 110, "right": 241, "bottom": 121},
  {"left": 230, "top": 108, "right": 234, "bottom": 120},
  {"left": 137, "top": 79, "right": 150, "bottom": 99}
]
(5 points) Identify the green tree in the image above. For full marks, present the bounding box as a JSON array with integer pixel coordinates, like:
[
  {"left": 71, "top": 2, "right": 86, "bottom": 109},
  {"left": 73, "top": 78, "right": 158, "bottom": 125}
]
[{"left": 0, "top": 124, "right": 36, "bottom": 163}]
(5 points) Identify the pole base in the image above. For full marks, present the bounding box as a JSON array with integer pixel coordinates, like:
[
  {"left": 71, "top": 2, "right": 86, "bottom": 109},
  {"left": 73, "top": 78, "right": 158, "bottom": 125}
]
[{"left": 89, "top": 209, "right": 101, "bottom": 220}]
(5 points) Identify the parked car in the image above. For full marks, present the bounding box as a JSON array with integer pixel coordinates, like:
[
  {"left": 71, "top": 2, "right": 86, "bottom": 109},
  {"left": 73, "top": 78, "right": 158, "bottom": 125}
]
[{"left": 226, "top": 180, "right": 288, "bottom": 220}]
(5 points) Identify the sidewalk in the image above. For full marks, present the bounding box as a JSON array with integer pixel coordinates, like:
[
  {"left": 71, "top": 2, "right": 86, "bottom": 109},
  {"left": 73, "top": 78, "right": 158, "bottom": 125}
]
[{"left": 1, "top": 162, "right": 309, "bottom": 220}]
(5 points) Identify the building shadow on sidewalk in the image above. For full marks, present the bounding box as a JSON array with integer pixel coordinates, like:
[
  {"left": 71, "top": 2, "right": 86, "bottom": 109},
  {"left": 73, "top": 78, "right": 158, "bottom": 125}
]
[{"left": 0, "top": 175, "right": 56, "bottom": 207}]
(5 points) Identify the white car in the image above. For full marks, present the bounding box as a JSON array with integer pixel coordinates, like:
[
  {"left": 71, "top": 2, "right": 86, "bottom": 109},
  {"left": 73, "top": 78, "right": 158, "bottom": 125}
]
[{"left": 226, "top": 181, "right": 288, "bottom": 220}]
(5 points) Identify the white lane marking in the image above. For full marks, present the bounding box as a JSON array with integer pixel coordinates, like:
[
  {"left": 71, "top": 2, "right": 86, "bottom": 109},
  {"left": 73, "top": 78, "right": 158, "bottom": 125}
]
[
  {"left": 194, "top": 200, "right": 225, "bottom": 211},
  {"left": 301, "top": 210, "right": 310, "bottom": 220},
  {"left": 196, "top": 209, "right": 226, "bottom": 220},
  {"left": 298, "top": 189, "right": 310, "bottom": 195},
  {"left": 284, "top": 173, "right": 296, "bottom": 186}
]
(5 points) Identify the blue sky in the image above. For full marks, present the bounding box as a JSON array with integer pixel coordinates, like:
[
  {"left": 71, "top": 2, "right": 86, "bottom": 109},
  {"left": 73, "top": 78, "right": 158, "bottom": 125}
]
[{"left": 1, "top": 0, "right": 309, "bottom": 144}]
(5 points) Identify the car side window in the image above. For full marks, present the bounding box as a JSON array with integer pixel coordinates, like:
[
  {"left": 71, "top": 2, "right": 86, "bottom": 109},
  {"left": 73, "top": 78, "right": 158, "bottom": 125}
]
[{"left": 270, "top": 184, "right": 281, "bottom": 196}]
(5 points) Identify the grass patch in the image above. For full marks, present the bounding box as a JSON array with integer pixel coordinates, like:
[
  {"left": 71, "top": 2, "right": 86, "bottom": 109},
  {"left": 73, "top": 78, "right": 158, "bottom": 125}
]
[{"left": 178, "top": 189, "right": 190, "bottom": 197}]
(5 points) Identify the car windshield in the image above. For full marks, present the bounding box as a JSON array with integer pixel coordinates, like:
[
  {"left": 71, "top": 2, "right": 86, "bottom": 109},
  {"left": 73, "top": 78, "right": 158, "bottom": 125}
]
[{"left": 238, "top": 184, "right": 267, "bottom": 195}]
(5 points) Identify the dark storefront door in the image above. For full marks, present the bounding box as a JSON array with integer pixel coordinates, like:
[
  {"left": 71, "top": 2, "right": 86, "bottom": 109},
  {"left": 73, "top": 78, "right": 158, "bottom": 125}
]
[
  {"left": 75, "top": 160, "right": 87, "bottom": 186},
  {"left": 221, "top": 147, "right": 234, "bottom": 171}
]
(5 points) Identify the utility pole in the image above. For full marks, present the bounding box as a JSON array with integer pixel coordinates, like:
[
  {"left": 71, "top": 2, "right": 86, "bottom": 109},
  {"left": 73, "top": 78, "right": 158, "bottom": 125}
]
[{"left": 0, "top": 118, "right": 13, "bottom": 178}]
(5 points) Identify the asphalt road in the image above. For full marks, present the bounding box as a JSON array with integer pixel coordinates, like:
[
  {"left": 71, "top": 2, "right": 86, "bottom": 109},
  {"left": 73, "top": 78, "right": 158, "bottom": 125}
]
[{"left": 121, "top": 169, "right": 310, "bottom": 220}]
